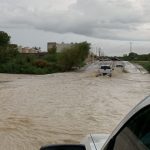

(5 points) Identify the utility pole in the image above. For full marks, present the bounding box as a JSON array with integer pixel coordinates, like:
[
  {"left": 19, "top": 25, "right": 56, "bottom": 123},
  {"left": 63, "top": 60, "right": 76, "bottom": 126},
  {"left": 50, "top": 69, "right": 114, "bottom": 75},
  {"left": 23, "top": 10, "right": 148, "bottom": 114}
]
[
  {"left": 130, "top": 42, "right": 132, "bottom": 53},
  {"left": 98, "top": 48, "right": 101, "bottom": 57},
  {"left": 96, "top": 47, "right": 98, "bottom": 56}
]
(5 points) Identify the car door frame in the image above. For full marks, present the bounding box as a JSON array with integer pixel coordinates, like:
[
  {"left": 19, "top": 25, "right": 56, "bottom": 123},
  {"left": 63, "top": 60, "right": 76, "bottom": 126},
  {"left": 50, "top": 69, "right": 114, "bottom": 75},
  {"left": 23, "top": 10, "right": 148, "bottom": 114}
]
[{"left": 101, "top": 96, "right": 150, "bottom": 150}]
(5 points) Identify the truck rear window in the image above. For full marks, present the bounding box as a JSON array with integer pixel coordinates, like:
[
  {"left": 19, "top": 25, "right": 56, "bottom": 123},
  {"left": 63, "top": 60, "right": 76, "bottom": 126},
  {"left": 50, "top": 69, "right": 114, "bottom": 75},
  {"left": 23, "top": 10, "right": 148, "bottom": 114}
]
[{"left": 101, "top": 66, "right": 111, "bottom": 69}]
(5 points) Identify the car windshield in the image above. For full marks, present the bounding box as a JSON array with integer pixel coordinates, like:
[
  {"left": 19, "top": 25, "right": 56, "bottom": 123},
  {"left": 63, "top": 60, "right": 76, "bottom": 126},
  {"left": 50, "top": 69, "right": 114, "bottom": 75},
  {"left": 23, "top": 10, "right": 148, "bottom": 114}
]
[
  {"left": 0, "top": 0, "right": 150, "bottom": 150},
  {"left": 101, "top": 66, "right": 111, "bottom": 69}
]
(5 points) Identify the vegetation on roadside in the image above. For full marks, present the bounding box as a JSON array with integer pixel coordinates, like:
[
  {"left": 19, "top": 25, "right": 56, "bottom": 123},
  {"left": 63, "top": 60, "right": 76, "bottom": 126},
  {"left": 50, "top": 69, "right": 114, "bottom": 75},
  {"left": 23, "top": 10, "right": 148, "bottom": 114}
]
[
  {"left": 132, "top": 61, "right": 150, "bottom": 73},
  {"left": 123, "top": 52, "right": 150, "bottom": 61},
  {"left": 0, "top": 31, "right": 90, "bottom": 74},
  {"left": 122, "top": 52, "right": 150, "bottom": 73},
  {"left": 58, "top": 42, "right": 90, "bottom": 71}
]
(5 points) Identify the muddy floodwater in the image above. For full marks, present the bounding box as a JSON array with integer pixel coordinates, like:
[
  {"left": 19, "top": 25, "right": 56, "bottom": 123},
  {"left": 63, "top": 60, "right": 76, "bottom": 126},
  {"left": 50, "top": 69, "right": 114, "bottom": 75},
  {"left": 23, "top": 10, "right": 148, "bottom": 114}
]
[{"left": 0, "top": 67, "right": 149, "bottom": 150}]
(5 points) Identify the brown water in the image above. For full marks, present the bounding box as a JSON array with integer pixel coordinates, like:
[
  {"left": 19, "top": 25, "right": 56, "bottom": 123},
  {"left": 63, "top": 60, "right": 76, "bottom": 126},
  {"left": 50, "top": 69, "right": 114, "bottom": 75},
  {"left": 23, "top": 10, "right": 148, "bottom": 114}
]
[{"left": 0, "top": 71, "right": 149, "bottom": 150}]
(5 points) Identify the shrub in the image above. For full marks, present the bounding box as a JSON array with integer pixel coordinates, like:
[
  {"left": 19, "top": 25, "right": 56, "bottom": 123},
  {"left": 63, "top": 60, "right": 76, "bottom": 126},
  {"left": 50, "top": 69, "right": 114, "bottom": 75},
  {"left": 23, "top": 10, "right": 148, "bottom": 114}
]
[
  {"left": 44, "top": 53, "right": 57, "bottom": 62},
  {"left": 33, "top": 60, "right": 49, "bottom": 68}
]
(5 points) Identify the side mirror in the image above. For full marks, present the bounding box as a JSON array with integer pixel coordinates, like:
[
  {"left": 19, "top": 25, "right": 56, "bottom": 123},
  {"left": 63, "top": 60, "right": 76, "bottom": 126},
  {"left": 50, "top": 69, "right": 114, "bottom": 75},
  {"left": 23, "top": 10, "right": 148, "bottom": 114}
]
[{"left": 40, "top": 144, "right": 86, "bottom": 150}]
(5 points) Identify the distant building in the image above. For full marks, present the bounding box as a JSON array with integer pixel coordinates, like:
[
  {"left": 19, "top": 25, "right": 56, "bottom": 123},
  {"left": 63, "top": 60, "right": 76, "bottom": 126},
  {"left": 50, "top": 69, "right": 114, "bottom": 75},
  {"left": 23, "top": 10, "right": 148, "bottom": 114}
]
[
  {"left": 18, "top": 46, "right": 41, "bottom": 53},
  {"left": 47, "top": 42, "right": 74, "bottom": 53},
  {"left": 56, "top": 42, "right": 74, "bottom": 53}
]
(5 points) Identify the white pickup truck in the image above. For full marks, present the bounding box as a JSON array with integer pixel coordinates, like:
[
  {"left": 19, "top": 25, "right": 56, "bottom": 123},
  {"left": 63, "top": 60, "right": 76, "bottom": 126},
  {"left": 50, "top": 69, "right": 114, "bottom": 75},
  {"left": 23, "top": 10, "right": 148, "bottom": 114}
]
[
  {"left": 99, "top": 65, "right": 112, "bottom": 77},
  {"left": 40, "top": 96, "right": 150, "bottom": 150}
]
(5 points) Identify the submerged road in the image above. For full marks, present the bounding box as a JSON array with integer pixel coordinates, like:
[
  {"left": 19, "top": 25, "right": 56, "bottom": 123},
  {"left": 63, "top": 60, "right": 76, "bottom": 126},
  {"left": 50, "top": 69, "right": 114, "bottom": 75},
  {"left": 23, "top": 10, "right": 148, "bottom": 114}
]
[{"left": 0, "top": 62, "right": 149, "bottom": 150}]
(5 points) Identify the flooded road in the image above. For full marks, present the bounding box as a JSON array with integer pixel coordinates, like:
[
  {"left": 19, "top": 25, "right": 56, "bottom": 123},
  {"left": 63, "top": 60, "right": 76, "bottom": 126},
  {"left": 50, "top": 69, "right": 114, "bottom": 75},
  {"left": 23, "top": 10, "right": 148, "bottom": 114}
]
[{"left": 0, "top": 65, "right": 149, "bottom": 150}]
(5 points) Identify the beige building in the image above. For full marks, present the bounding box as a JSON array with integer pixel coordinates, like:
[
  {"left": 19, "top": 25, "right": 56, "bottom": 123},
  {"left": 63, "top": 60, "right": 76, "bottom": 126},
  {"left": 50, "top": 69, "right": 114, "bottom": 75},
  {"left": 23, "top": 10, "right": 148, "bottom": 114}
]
[
  {"left": 18, "top": 46, "right": 41, "bottom": 53},
  {"left": 47, "top": 42, "right": 74, "bottom": 53}
]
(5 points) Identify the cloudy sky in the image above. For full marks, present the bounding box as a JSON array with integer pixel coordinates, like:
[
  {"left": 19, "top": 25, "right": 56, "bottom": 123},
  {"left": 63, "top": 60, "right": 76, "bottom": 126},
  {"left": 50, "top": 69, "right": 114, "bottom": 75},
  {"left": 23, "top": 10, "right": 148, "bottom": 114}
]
[{"left": 0, "top": 0, "right": 150, "bottom": 56}]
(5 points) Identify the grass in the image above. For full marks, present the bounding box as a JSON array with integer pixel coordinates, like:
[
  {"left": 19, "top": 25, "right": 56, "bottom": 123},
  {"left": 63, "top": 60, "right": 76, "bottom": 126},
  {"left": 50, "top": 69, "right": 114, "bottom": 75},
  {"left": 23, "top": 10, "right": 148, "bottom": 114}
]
[{"left": 132, "top": 61, "right": 150, "bottom": 73}]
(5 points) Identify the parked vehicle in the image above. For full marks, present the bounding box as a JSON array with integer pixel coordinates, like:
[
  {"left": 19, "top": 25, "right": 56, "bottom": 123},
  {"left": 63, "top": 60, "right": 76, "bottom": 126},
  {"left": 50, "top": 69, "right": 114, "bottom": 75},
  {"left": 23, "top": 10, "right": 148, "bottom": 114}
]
[
  {"left": 40, "top": 96, "right": 150, "bottom": 150},
  {"left": 99, "top": 65, "right": 112, "bottom": 77}
]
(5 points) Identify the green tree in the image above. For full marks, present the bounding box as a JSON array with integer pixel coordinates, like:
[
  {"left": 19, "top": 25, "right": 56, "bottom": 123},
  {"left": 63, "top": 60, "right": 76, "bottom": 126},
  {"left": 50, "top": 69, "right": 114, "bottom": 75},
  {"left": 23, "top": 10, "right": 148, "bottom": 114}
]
[
  {"left": 58, "top": 42, "right": 90, "bottom": 71},
  {"left": 128, "top": 52, "right": 138, "bottom": 60},
  {"left": 0, "top": 31, "right": 10, "bottom": 46},
  {"left": 0, "top": 32, "right": 18, "bottom": 63}
]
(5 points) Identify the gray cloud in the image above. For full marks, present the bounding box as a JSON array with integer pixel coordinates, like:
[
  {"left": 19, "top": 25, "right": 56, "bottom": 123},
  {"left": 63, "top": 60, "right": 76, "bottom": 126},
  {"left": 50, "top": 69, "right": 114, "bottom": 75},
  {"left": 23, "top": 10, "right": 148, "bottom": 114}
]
[{"left": 0, "top": 0, "right": 150, "bottom": 44}]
